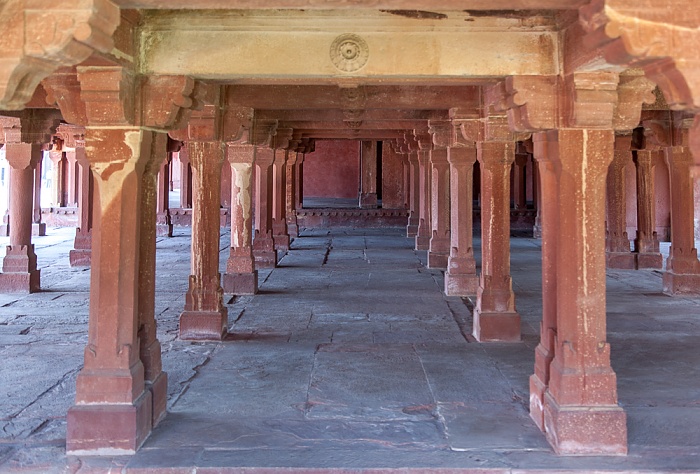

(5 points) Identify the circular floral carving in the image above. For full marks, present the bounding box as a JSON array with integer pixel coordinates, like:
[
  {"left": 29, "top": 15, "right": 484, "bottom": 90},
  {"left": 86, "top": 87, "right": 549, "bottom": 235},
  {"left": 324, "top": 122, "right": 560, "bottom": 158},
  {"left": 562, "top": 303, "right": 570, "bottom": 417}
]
[{"left": 330, "top": 34, "right": 369, "bottom": 72}]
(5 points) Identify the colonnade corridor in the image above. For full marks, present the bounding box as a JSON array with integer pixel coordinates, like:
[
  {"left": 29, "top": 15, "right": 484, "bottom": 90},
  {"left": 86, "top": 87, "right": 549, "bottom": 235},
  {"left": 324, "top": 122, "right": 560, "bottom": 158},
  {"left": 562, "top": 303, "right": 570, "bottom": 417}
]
[{"left": 1, "top": 226, "right": 700, "bottom": 471}]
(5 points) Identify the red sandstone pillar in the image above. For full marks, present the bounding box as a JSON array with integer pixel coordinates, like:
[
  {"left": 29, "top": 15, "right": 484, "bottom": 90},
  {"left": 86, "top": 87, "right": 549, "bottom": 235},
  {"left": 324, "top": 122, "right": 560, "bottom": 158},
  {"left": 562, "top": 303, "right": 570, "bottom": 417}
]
[
  {"left": 223, "top": 144, "right": 258, "bottom": 295},
  {"left": 0, "top": 143, "right": 42, "bottom": 293},
  {"left": 662, "top": 143, "right": 700, "bottom": 294},
  {"left": 66, "top": 148, "right": 78, "bottom": 206},
  {"left": 473, "top": 141, "right": 520, "bottom": 342},
  {"left": 415, "top": 135, "right": 432, "bottom": 251},
  {"left": 271, "top": 148, "right": 290, "bottom": 251},
  {"left": 253, "top": 147, "right": 277, "bottom": 268},
  {"left": 155, "top": 140, "right": 175, "bottom": 237},
  {"left": 529, "top": 132, "right": 560, "bottom": 432},
  {"left": 533, "top": 166, "right": 543, "bottom": 238},
  {"left": 32, "top": 154, "right": 46, "bottom": 236},
  {"left": 444, "top": 143, "right": 478, "bottom": 295},
  {"left": 359, "top": 140, "right": 378, "bottom": 208},
  {"left": 513, "top": 144, "right": 528, "bottom": 209},
  {"left": 69, "top": 145, "right": 93, "bottom": 267},
  {"left": 605, "top": 135, "right": 635, "bottom": 269},
  {"left": 48, "top": 149, "right": 64, "bottom": 207},
  {"left": 295, "top": 152, "right": 304, "bottom": 211},
  {"left": 137, "top": 132, "right": 169, "bottom": 427},
  {"left": 633, "top": 148, "right": 663, "bottom": 268},
  {"left": 427, "top": 123, "right": 451, "bottom": 269},
  {"left": 179, "top": 146, "right": 192, "bottom": 208},
  {"left": 544, "top": 129, "right": 627, "bottom": 455},
  {"left": 286, "top": 150, "right": 299, "bottom": 238},
  {"left": 406, "top": 147, "right": 420, "bottom": 237},
  {"left": 67, "top": 128, "right": 156, "bottom": 454},
  {"left": 179, "top": 141, "right": 228, "bottom": 340}
]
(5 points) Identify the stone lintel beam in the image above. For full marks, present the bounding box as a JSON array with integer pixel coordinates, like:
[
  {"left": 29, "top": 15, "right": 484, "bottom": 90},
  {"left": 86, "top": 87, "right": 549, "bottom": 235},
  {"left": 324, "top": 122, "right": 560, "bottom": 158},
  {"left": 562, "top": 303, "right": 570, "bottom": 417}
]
[
  {"left": 256, "top": 109, "right": 450, "bottom": 122},
  {"left": 297, "top": 130, "right": 409, "bottom": 140},
  {"left": 116, "top": 1, "right": 586, "bottom": 9},
  {"left": 277, "top": 120, "right": 431, "bottom": 131}
]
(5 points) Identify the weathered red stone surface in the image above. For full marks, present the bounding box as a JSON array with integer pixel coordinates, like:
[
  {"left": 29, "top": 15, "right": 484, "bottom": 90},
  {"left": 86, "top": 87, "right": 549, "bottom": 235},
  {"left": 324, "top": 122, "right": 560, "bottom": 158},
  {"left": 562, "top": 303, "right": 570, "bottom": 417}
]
[
  {"left": 303, "top": 140, "right": 359, "bottom": 201},
  {"left": 473, "top": 140, "right": 520, "bottom": 342},
  {"left": 360, "top": 141, "right": 378, "bottom": 208},
  {"left": 426, "top": 121, "right": 450, "bottom": 270},
  {"left": 180, "top": 141, "right": 228, "bottom": 340},
  {"left": 253, "top": 146, "right": 278, "bottom": 269},
  {"left": 414, "top": 134, "right": 432, "bottom": 251},
  {"left": 223, "top": 143, "right": 258, "bottom": 295},
  {"left": 271, "top": 144, "right": 291, "bottom": 252},
  {"left": 69, "top": 142, "right": 93, "bottom": 267},
  {"left": 632, "top": 144, "right": 663, "bottom": 269},
  {"left": 605, "top": 135, "right": 635, "bottom": 269},
  {"left": 381, "top": 141, "right": 406, "bottom": 209}
]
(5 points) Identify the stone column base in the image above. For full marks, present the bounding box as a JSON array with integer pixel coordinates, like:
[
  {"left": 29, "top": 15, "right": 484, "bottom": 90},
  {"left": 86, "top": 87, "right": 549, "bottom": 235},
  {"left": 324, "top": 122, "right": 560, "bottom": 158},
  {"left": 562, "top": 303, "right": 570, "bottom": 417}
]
[
  {"left": 254, "top": 250, "right": 277, "bottom": 269},
  {"left": 662, "top": 271, "right": 700, "bottom": 295},
  {"left": 635, "top": 252, "right": 663, "bottom": 269},
  {"left": 605, "top": 252, "right": 636, "bottom": 270},
  {"left": 69, "top": 249, "right": 92, "bottom": 267},
  {"left": 32, "top": 223, "right": 46, "bottom": 236},
  {"left": 222, "top": 271, "right": 258, "bottom": 295},
  {"left": 66, "top": 391, "right": 153, "bottom": 455},
  {"left": 444, "top": 272, "right": 479, "bottom": 296},
  {"left": 543, "top": 393, "right": 627, "bottom": 455},
  {"left": 273, "top": 234, "right": 290, "bottom": 252},
  {"left": 156, "top": 223, "right": 173, "bottom": 237},
  {"left": 415, "top": 235, "right": 430, "bottom": 251},
  {"left": 359, "top": 192, "right": 378, "bottom": 208},
  {"left": 529, "top": 373, "right": 547, "bottom": 432},
  {"left": 0, "top": 270, "right": 40, "bottom": 293},
  {"left": 288, "top": 222, "right": 299, "bottom": 238},
  {"left": 427, "top": 251, "right": 449, "bottom": 269},
  {"left": 147, "top": 371, "right": 168, "bottom": 427},
  {"left": 473, "top": 309, "right": 521, "bottom": 342},
  {"left": 179, "top": 309, "right": 228, "bottom": 340},
  {"left": 406, "top": 224, "right": 419, "bottom": 238}
]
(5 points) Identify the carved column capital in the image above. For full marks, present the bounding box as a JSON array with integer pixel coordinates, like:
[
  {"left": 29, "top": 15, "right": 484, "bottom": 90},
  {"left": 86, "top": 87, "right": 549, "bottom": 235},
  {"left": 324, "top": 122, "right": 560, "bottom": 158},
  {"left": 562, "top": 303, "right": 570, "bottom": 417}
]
[
  {"left": 250, "top": 119, "right": 278, "bottom": 148},
  {"left": 428, "top": 120, "right": 452, "bottom": 149}
]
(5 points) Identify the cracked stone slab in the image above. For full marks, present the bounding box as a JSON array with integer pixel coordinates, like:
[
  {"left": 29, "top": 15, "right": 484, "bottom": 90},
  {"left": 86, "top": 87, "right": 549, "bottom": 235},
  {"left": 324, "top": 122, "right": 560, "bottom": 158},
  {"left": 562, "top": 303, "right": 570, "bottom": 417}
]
[{"left": 306, "top": 343, "right": 435, "bottom": 422}]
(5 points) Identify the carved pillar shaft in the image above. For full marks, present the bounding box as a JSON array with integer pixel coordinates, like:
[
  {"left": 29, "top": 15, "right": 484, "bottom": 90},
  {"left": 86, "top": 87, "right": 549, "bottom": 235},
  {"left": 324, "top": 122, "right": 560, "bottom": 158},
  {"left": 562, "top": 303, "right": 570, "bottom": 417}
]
[
  {"left": 155, "top": 153, "right": 173, "bottom": 237},
  {"left": 67, "top": 128, "right": 154, "bottom": 454},
  {"left": 223, "top": 144, "right": 258, "bottom": 295},
  {"left": 605, "top": 135, "right": 635, "bottom": 269},
  {"left": 444, "top": 145, "right": 478, "bottom": 296},
  {"left": 544, "top": 129, "right": 627, "bottom": 456},
  {"left": 0, "top": 143, "right": 41, "bottom": 293},
  {"left": 137, "top": 132, "right": 168, "bottom": 427},
  {"left": 415, "top": 149, "right": 432, "bottom": 250},
  {"left": 179, "top": 147, "right": 192, "bottom": 208},
  {"left": 662, "top": 145, "right": 700, "bottom": 294},
  {"left": 473, "top": 141, "right": 520, "bottom": 342},
  {"left": 513, "top": 150, "right": 528, "bottom": 209},
  {"left": 179, "top": 141, "right": 228, "bottom": 340},
  {"left": 633, "top": 149, "right": 662, "bottom": 268},
  {"left": 49, "top": 150, "right": 64, "bottom": 207},
  {"left": 295, "top": 154, "right": 304, "bottom": 211},
  {"left": 286, "top": 151, "right": 299, "bottom": 237},
  {"left": 32, "top": 156, "right": 45, "bottom": 236},
  {"left": 253, "top": 147, "right": 277, "bottom": 269},
  {"left": 271, "top": 149, "right": 290, "bottom": 251},
  {"left": 69, "top": 147, "right": 93, "bottom": 267},
  {"left": 427, "top": 147, "right": 450, "bottom": 269},
  {"left": 529, "top": 132, "right": 560, "bottom": 432},
  {"left": 66, "top": 149, "right": 78, "bottom": 206},
  {"left": 406, "top": 152, "right": 420, "bottom": 237},
  {"left": 359, "top": 140, "right": 378, "bottom": 208}
]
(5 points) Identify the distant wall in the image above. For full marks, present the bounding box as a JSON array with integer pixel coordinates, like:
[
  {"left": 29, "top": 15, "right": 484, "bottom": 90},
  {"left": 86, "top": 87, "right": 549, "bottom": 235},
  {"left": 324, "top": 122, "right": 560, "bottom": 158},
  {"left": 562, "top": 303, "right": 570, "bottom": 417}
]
[{"left": 303, "top": 140, "right": 360, "bottom": 199}]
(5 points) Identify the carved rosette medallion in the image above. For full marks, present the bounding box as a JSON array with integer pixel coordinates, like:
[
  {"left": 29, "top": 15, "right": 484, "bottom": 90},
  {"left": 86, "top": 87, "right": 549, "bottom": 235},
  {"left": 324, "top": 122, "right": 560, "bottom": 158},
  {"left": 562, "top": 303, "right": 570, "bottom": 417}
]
[{"left": 330, "top": 34, "right": 369, "bottom": 72}]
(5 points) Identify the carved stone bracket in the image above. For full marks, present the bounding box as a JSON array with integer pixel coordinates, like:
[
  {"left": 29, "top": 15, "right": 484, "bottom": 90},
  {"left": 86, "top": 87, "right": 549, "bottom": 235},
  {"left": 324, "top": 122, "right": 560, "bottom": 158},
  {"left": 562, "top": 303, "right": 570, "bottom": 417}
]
[{"left": 0, "top": 0, "right": 120, "bottom": 110}]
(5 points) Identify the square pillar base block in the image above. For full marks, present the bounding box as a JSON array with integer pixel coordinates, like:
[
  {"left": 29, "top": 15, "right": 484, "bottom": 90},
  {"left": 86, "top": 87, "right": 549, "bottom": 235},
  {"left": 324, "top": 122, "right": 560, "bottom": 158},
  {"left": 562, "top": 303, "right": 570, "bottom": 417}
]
[
  {"left": 69, "top": 249, "right": 92, "bottom": 267},
  {"left": 31, "top": 223, "right": 46, "bottom": 237},
  {"left": 406, "top": 224, "right": 419, "bottom": 238},
  {"left": 156, "top": 224, "right": 173, "bottom": 237},
  {"left": 66, "top": 391, "right": 152, "bottom": 455},
  {"left": 473, "top": 310, "right": 521, "bottom": 342},
  {"left": 529, "top": 373, "right": 547, "bottom": 432},
  {"left": 444, "top": 272, "right": 479, "bottom": 296},
  {"left": 273, "top": 234, "right": 290, "bottom": 252},
  {"left": 0, "top": 270, "right": 40, "bottom": 293},
  {"left": 179, "top": 309, "right": 228, "bottom": 341},
  {"left": 635, "top": 252, "right": 663, "bottom": 269},
  {"left": 415, "top": 236, "right": 430, "bottom": 251},
  {"left": 605, "top": 252, "right": 636, "bottom": 270},
  {"left": 147, "top": 372, "right": 168, "bottom": 428},
  {"left": 543, "top": 394, "right": 627, "bottom": 456},
  {"left": 222, "top": 271, "right": 258, "bottom": 295},
  {"left": 662, "top": 271, "right": 700, "bottom": 295},
  {"left": 427, "top": 251, "right": 449, "bottom": 270},
  {"left": 253, "top": 250, "right": 277, "bottom": 269}
]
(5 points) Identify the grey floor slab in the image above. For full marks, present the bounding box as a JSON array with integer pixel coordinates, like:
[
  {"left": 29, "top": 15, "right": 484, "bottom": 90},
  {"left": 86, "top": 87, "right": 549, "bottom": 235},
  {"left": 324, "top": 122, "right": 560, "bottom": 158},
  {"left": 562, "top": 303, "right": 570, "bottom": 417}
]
[{"left": 2, "top": 226, "right": 700, "bottom": 473}]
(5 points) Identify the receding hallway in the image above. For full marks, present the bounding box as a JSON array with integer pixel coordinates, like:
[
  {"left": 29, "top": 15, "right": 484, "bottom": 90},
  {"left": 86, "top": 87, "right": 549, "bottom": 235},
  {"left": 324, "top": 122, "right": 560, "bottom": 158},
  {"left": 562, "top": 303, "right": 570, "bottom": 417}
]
[{"left": 1, "top": 226, "right": 699, "bottom": 472}]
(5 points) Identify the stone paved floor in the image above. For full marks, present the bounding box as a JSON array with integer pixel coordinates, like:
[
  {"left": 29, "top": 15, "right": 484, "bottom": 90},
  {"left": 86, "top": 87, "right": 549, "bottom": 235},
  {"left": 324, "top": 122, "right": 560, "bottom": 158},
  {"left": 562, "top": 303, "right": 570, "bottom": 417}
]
[{"left": 0, "top": 226, "right": 699, "bottom": 473}]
